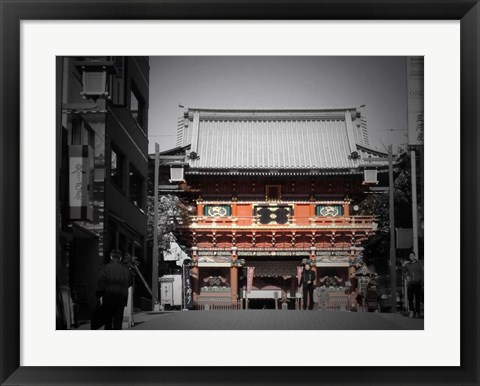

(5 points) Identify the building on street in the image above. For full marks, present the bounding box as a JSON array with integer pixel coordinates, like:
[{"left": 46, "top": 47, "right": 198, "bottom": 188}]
[
  {"left": 56, "top": 56, "right": 150, "bottom": 328},
  {"left": 156, "top": 107, "right": 389, "bottom": 311}
]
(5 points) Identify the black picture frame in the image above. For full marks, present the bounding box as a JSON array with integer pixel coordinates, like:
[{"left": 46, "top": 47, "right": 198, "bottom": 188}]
[{"left": 1, "top": 1, "right": 479, "bottom": 385}]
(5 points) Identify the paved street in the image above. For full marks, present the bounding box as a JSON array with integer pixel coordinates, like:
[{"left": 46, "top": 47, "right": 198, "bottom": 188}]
[{"left": 128, "top": 310, "right": 423, "bottom": 330}]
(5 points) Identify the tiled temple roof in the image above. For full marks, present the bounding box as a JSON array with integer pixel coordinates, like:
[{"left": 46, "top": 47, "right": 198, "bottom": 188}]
[{"left": 175, "top": 107, "right": 387, "bottom": 171}]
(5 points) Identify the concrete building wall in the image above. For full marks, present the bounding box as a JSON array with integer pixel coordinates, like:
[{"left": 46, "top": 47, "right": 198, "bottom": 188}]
[{"left": 57, "top": 56, "right": 150, "bottom": 327}]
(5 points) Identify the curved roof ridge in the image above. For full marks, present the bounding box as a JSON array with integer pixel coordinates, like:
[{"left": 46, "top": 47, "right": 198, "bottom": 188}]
[
  {"left": 356, "top": 144, "right": 388, "bottom": 157},
  {"left": 186, "top": 106, "right": 360, "bottom": 113}
]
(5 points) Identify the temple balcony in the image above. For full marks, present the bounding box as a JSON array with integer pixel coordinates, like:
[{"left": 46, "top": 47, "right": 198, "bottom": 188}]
[
  {"left": 190, "top": 214, "right": 376, "bottom": 232},
  {"left": 188, "top": 200, "right": 377, "bottom": 234}
]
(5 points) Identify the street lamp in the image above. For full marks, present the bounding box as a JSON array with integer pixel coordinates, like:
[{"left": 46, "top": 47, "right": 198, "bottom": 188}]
[
  {"left": 169, "top": 164, "right": 185, "bottom": 182},
  {"left": 362, "top": 167, "right": 379, "bottom": 185},
  {"left": 74, "top": 59, "right": 117, "bottom": 100}
]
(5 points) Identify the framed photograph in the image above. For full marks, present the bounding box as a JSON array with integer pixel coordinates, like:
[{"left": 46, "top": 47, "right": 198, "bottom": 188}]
[{"left": 1, "top": 1, "right": 478, "bottom": 385}]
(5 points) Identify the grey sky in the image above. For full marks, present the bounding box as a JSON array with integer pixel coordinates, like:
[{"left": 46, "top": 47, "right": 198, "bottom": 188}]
[{"left": 148, "top": 56, "right": 408, "bottom": 154}]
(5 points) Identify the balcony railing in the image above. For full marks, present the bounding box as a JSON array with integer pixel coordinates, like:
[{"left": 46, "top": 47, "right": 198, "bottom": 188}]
[{"left": 190, "top": 215, "right": 376, "bottom": 230}]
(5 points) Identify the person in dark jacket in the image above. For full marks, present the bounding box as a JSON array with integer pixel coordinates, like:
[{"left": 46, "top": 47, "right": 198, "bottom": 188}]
[
  {"left": 96, "top": 249, "right": 133, "bottom": 330},
  {"left": 300, "top": 263, "right": 316, "bottom": 310},
  {"left": 402, "top": 251, "right": 424, "bottom": 318}
]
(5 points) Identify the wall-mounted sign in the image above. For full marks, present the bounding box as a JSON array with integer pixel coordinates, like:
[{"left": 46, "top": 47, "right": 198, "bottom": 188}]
[
  {"left": 69, "top": 145, "right": 94, "bottom": 220},
  {"left": 406, "top": 56, "right": 424, "bottom": 145},
  {"left": 316, "top": 205, "right": 343, "bottom": 217},
  {"left": 204, "top": 205, "right": 231, "bottom": 217},
  {"left": 254, "top": 205, "right": 292, "bottom": 224}
]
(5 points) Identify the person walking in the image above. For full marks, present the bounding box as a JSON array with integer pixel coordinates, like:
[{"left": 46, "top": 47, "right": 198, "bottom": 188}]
[
  {"left": 402, "top": 251, "right": 424, "bottom": 318},
  {"left": 95, "top": 249, "right": 133, "bottom": 330},
  {"left": 300, "top": 263, "right": 316, "bottom": 310}
]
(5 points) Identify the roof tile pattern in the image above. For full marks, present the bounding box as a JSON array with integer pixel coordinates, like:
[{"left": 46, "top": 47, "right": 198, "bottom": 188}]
[
  {"left": 175, "top": 108, "right": 387, "bottom": 170},
  {"left": 190, "top": 119, "right": 361, "bottom": 170}
]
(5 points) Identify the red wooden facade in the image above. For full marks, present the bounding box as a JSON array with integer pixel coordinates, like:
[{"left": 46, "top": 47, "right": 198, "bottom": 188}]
[{"left": 162, "top": 107, "right": 386, "bottom": 309}]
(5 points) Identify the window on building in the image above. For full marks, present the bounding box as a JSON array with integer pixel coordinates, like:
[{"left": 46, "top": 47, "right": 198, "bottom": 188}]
[
  {"left": 130, "top": 89, "right": 139, "bottom": 118},
  {"left": 111, "top": 147, "right": 124, "bottom": 190},
  {"left": 107, "top": 219, "right": 119, "bottom": 260},
  {"left": 130, "top": 86, "right": 145, "bottom": 132},
  {"left": 119, "top": 233, "right": 127, "bottom": 253},
  {"left": 129, "top": 165, "right": 144, "bottom": 209},
  {"left": 133, "top": 242, "right": 143, "bottom": 261},
  {"left": 70, "top": 119, "right": 82, "bottom": 145},
  {"left": 70, "top": 118, "right": 94, "bottom": 147},
  {"left": 81, "top": 125, "right": 95, "bottom": 147},
  {"left": 265, "top": 185, "right": 281, "bottom": 201}
]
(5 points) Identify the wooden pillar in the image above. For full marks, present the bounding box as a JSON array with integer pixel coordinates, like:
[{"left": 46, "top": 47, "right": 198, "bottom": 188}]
[
  {"left": 197, "top": 202, "right": 204, "bottom": 216},
  {"left": 191, "top": 266, "right": 199, "bottom": 297},
  {"left": 343, "top": 201, "right": 350, "bottom": 217},
  {"left": 349, "top": 251, "right": 357, "bottom": 307},
  {"left": 310, "top": 248, "right": 317, "bottom": 286},
  {"left": 230, "top": 249, "right": 238, "bottom": 304},
  {"left": 348, "top": 255, "right": 356, "bottom": 282},
  {"left": 230, "top": 267, "right": 238, "bottom": 304},
  {"left": 191, "top": 248, "right": 199, "bottom": 301}
]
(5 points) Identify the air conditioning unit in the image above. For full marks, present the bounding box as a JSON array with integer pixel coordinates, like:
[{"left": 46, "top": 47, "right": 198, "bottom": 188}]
[
  {"left": 170, "top": 165, "right": 184, "bottom": 182},
  {"left": 362, "top": 168, "right": 378, "bottom": 185}
]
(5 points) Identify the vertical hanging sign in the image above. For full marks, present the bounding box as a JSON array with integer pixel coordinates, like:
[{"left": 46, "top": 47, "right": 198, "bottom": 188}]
[
  {"left": 69, "top": 145, "right": 94, "bottom": 220},
  {"left": 297, "top": 266, "right": 303, "bottom": 286},
  {"left": 183, "top": 264, "right": 193, "bottom": 309},
  {"left": 160, "top": 279, "right": 174, "bottom": 306},
  {"left": 246, "top": 267, "right": 255, "bottom": 294},
  {"left": 406, "top": 57, "right": 424, "bottom": 145}
]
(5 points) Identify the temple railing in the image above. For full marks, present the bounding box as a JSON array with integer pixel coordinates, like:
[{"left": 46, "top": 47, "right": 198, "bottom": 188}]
[
  {"left": 190, "top": 215, "right": 376, "bottom": 230},
  {"left": 305, "top": 215, "right": 375, "bottom": 227},
  {"left": 196, "top": 301, "right": 243, "bottom": 311}
]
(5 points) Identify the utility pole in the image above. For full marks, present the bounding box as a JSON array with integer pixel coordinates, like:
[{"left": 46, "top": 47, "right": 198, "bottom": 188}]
[
  {"left": 152, "top": 143, "right": 160, "bottom": 311},
  {"left": 388, "top": 145, "right": 397, "bottom": 313},
  {"left": 411, "top": 148, "right": 419, "bottom": 257}
]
